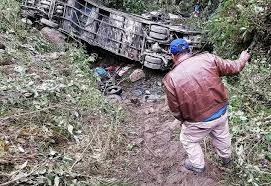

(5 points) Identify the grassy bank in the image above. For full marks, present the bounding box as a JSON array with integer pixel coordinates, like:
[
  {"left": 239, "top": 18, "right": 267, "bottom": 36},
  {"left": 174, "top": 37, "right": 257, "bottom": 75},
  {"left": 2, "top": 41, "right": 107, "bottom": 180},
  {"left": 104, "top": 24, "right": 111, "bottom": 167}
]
[
  {"left": 0, "top": 0, "right": 129, "bottom": 185},
  {"left": 204, "top": 1, "right": 271, "bottom": 185}
]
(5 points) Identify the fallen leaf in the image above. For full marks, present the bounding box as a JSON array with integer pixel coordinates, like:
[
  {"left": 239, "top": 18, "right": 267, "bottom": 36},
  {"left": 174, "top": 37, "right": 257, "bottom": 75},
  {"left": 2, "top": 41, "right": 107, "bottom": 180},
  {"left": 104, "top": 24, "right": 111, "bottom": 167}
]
[
  {"left": 67, "top": 124, "right": 74, "bottom": 135},
  {"left": 15, "top": 160, "right": 28, "bottom": 170},
  {"left": 54, "top": 175, "right": 60, "bottom": 186},
  {"left": 18, "top": 145, "right": 25, "bottom": 153}
]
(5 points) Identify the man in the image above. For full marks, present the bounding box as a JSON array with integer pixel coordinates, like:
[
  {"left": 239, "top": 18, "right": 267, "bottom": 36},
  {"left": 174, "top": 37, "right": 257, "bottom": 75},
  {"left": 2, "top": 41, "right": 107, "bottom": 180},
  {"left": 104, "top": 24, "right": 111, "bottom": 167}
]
[
  {"left": 193, "top": 0, "right": 201, "bottom": 17},
  {"left": 163, "top": 38, "right": 250, "bottom": 173}
]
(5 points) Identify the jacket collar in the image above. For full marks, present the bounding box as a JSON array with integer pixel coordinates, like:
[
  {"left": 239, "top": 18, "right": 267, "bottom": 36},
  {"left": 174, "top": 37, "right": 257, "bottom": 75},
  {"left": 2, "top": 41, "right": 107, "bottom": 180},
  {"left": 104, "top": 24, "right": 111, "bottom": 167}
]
[{"left": 172, "top": 53, "right": 193, "bottom": 68}]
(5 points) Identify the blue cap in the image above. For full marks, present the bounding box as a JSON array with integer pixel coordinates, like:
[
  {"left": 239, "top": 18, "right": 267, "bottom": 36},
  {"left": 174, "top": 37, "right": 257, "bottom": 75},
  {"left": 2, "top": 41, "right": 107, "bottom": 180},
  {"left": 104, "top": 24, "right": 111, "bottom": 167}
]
[{"left": 170, "top": 38, "right": 190, "bottom": 55}]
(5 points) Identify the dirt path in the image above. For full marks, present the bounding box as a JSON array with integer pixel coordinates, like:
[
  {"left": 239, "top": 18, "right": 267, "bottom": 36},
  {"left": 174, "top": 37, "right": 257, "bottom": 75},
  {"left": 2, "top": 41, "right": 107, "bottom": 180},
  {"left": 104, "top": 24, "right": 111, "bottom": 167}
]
[
  {"left": 125, "top": 98, "right": 224, "bottom": 186},
  {"left": 92, "top": 61, "right": 225, "bottom": 185}
]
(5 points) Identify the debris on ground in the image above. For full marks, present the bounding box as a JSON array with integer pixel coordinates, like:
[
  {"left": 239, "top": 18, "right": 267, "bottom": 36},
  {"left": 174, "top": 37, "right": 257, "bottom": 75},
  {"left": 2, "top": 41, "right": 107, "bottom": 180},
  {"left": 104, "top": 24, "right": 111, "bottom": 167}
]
[
  {"left": 105, "top": 85, "right": 122, "bottom": 95},
  {"left": 93, "top": 63, "right": 144, "bottom": 102},
  {"left": 117, "top": 66, "right": 131, "bottom": 77},
  {"left": 95, "top": 67, "right": 109, "bottom": 79},
  {"left": 92, "top": 59, "right": 166, "bottom": 109},
  {"left": 143, "top": 94, "right": 161, "bottom": 103},
  {"left": 21, "top": 18, "right": 33, "bottom": 25}
]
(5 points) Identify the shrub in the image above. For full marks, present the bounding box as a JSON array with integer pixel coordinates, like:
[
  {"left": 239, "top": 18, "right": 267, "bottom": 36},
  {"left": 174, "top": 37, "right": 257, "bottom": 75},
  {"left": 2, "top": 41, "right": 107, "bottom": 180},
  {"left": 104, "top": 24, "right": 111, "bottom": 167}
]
[{"left": 205, "top": 0, "right": 270, "bottom": 58}]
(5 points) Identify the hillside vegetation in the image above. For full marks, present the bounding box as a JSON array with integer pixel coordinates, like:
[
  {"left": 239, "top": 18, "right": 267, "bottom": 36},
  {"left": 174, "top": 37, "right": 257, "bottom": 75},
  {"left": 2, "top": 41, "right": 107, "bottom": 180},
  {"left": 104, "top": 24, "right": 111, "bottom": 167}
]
[
  {"left": 0, "top": 0, "right": 270, "bottom": 185},
  {"left": 0, "top": 0, "right": 129, "bottom": 185},
  {"left": 205, "top": 1, "right": 271, "bottom": 185}
]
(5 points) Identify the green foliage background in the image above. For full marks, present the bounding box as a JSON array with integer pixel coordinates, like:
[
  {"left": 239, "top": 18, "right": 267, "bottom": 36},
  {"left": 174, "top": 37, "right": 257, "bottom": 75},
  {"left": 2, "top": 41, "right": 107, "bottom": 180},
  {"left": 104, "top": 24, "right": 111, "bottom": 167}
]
[{"left": 205, "top": 0, "right": 270, "bottom": 58}]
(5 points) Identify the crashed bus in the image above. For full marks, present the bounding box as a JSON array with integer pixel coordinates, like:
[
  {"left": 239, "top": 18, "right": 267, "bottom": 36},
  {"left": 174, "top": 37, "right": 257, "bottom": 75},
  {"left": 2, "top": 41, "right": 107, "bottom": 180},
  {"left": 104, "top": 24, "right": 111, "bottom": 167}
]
[{"left": 21, "top": 0, "right": 204, "bottom": 70}]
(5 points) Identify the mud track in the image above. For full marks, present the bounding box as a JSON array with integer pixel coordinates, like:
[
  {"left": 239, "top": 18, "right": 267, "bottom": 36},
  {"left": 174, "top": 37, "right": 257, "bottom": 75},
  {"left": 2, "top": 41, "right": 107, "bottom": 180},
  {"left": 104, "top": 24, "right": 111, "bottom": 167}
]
[{"left": 125, "top": 101, "right": 224, "bottom": 186}]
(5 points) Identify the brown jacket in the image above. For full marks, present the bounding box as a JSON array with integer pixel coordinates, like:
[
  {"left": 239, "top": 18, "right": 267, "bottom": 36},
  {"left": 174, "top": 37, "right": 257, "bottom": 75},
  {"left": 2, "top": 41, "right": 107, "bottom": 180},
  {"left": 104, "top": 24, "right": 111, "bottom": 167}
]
[{"left": 163, "top": 52, "right": 247, "bottom": 122}]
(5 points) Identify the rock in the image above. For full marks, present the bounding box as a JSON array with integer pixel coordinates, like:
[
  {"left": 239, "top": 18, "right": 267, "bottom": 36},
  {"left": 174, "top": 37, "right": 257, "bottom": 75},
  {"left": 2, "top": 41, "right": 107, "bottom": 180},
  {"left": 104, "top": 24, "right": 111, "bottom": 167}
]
[
  {"left": 143, "top": 94, "right": 160, "bottom": 103},
  {"left": 129, "top": 69, "right": 145, "bottom": 82},
  {"left": 47, "top": 52, "right": 65, "bottom": 60},
  {"left": 17, "top": 138, "right": 27, "bottom": 144},
  {"left": 21, "top": 18, "right": 33, "bottom": 25},
  {"left": 157, "top": 81, "right": 162, "bottom": 86},
  {"left": 23, "top": 92, "right": 34, "bottom": 98},
  {"left": 168, "top": 13, "right": 181, "bottom": 20},
  {"left": 144, "top": 107, "right": 155, "bottom": 115},
  {"left": 7, "top": 29, "right": 15, "bottom": 34},
  {"left": 145, "top": 90, "right": 151, "bottom": 95},
  {"left": 0, "top": 43, "right": 6, "bottom": 50},
  {"left": 17, "top": 145, "right": 25, "bottom": 153},
  {"left": 14, "top": 65, "right": 26, "bottom": 75},
  {"left": 49, "top": 52, "right": 59, "bottom": 60},
  {"left": 40, "top": 27, "right": 66, "bottom": 50},
  {"left": 144, "top": 109, "right": 150, "bottom": 115}
]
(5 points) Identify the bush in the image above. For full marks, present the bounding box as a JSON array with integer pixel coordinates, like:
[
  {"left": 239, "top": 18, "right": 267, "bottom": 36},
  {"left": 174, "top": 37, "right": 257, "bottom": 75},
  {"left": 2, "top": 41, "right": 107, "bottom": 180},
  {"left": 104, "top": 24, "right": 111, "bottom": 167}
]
[
  {"left": 202, "top": 1, "right": 271, "bottom": 185},
  {"left": 205, "top": 0, "right": 270, "bottom": 58}
]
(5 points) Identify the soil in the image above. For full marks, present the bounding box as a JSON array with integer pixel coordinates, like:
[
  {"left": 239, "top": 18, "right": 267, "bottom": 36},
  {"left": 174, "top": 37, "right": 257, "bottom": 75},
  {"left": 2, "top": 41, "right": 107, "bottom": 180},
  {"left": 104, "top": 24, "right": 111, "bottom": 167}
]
[{"left": 118, "top": 69, "right": 224, "bottom": 186}]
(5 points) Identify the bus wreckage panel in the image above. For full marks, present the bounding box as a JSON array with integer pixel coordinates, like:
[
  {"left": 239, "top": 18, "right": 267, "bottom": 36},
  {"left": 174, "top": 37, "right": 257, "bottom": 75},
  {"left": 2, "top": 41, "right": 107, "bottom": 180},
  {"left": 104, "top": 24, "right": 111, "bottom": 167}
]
[{"left": 21, "top": 0, "right": 204, "bottom": 70}]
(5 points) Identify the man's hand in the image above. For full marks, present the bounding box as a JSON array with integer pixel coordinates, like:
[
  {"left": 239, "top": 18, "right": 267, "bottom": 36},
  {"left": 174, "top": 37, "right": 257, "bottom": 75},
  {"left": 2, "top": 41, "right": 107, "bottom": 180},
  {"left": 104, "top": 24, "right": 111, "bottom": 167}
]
[{"left": 239, "top": 50, "right": 251, "bottom": 62}]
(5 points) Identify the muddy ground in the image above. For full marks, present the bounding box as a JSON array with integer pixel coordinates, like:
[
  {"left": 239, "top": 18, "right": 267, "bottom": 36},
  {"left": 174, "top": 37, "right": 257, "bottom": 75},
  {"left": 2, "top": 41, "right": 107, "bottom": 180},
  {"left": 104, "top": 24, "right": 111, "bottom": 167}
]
[{"left": 126, "top": 101, "right": 224, "bottom": 185}]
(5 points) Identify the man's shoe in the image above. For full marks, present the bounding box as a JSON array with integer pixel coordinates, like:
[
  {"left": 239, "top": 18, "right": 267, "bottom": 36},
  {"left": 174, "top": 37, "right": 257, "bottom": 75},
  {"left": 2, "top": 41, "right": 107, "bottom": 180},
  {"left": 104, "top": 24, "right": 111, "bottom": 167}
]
[
  {"left": 221, "top": 157, "right": 231, "bottom": 166},
  {"left": 184, "top": 159, "right": 205, "bottom": 173}
]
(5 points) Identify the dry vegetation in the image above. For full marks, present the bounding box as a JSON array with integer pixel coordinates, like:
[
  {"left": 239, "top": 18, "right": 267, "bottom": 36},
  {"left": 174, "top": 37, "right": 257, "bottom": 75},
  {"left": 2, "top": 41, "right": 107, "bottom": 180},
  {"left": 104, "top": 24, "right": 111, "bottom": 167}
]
[{"left": 0, "top": 0, "right": 130, "bottom": 185}]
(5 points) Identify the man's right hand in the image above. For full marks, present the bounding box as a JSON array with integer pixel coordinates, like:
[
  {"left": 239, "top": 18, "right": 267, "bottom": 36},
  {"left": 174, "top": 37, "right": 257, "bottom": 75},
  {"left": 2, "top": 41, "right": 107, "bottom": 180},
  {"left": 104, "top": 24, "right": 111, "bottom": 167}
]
[{"left": 239, "top": 50, "right": 251, "bottom": 62}]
